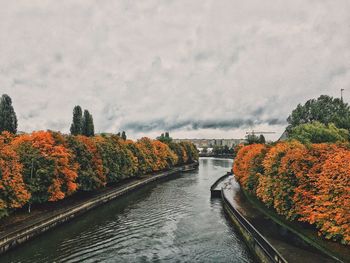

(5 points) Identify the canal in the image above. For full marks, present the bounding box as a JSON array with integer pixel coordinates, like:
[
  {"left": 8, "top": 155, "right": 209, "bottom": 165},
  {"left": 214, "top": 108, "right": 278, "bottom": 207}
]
[{"left": 1, "top": 158, "right": 254, "bottom": 263}]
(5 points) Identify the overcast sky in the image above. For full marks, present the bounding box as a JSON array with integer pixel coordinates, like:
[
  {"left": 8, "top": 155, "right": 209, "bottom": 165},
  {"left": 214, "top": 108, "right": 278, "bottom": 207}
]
[{"left": 1, "top": 1, "right": 349, "bottom": 140}]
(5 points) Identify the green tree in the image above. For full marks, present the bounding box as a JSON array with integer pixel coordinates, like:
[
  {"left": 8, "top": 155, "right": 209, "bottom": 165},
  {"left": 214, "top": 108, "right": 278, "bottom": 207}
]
[
  {"left": 246, "top": 134, "right": 260, "bottom": 145},
  {"left": 121, "top": 131, "right": 127, "bottom": 141},
  {"left": 259, "top": 134, "right": 266, "bottom": 144},
  {"left": 82, "top": 110, "right": 94, "bottom": 137},
  {"left": 0, "top": 94, "right": 18, "bottom": 134},
  {"left": 70, "top": 106, "right": 83, "bottom": 135},
  {"left": 287, "top": 95, "right": 350, "bottom": 132},
  {"left": 157, "top": 132, "right": 172, "bottom": 143},
  {"left": 289, "top": 121, "right": 349, "bottom": 144}
]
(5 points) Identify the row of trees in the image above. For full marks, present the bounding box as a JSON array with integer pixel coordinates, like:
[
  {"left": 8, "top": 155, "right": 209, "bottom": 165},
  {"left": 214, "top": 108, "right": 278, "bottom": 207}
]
[
  {"left": 232, "top": 95, "right": 350, "bottom": 245},
  {"left": 0, "top": 94, "right": 139, "bottom": 143},
  {"left": 233, "top": 141, "right": 350, "bottom": 245},
  {"left": 0, "top": 131, "right": 198, "bottom": 218},
  {"left": 246, "top": 134, "right": 266, "bottom": 145}
]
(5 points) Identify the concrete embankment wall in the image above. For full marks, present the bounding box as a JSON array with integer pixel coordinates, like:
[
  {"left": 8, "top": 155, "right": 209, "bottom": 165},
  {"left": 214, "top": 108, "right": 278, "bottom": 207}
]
[
  {"left": 221, "top": 188, "right": 287, "bottom": 263},
  {"left": 0, "top": 162, "right": 198, "bottom": 255},
  {"left": 210, "top": 172, "right": 231, "bottom": 198}
]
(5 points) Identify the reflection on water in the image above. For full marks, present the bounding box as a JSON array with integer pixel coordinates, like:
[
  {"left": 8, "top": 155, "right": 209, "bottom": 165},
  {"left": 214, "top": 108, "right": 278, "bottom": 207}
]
[{"left": 2, "top": 158, "right": 254, "bottom": 263}]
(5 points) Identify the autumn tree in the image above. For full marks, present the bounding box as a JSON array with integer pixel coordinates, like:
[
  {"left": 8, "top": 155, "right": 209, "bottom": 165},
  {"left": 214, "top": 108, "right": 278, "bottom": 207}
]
[
  {"left": 70, "top": 105, "right": 83, "bottom": 135},
  {"left": 12, "top": 131, "right": 78, "bottom": 203},
  {"left": 311, "top": 146, "right": 350, "bottom": 244},
  {"left": 136, "top": 137, "right": 159, "bottom": 171},
  {"left": 0, "top": 132, "right": 30, "bottom": 218},
  {"left": 153, "top": 140, "right": 178, "bottom": 170},
  {"left": 168, "top": 142, "right": 187, "bottom": 165},
  {"left": 94, "top": 135, "right": 121, "bottom": 183},
  {"left": 109, "top": 135, "right": 138, "bottom": 179},
  {"left": 180, "top": 141, "right": 198, "bottom": 163},
  {"left": 0, "top": 129, "right": 198, "bottom": 219},
  {"left": 233, "top": 144, "right": 267, "bottom": 194},
  {"left": 234, "top": 141, "right": 350, "bottom": 245},
  {"left": 67, "top": 135, "right": 106, "bottom": 191},
  {"left": 0, "top": 94, "right": 18, "bottom": 134}
]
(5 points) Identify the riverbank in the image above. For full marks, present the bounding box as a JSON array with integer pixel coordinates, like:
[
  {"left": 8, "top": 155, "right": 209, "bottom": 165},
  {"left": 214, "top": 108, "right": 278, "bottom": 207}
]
[
  {"left": 213, "top": 174, "right": 344, "bottom": 263},
  {"left": 1, "top": 158, "right": 254, "bottom": 263},
  {"left": 0, "top": 162, "right": 198, "bottom": 255},
  {"left": 241, "top": 189, "right": 350, "bottom": 262}
]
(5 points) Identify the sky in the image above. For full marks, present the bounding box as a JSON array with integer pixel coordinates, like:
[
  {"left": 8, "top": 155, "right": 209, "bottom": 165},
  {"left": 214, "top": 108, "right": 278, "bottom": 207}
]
[{"left": 1, "top": 0, "right": 349, "bottom": 140}]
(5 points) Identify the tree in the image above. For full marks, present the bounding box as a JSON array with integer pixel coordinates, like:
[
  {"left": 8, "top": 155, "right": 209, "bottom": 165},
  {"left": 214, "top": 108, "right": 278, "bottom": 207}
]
[
  {"left": 67, "top": 135, "right": 106, "bottom": 191},
  {"left": 70, "top": 106, "right": 83, "bottom": 135},
  {"left": 289, "top": 122, "right": 349, "bottom": 144},
  {"left": 121, "top": 131, "right": 127, "bottom": 141},
  {"left": 82, "top": 110, "right": 94, "bottom": 137},
  {"left": 233, "top": 144, "right": 267, "bottom": 194},
  {"left": 0, "top": 132, "right": 30, "bottom": 218},
  {"left": 287, "top": 95, "right": 350, "bottom": 132},
  {"left": 0, "top": 94, "right": 18, "bottom": 134},
  {"left": 152, "top": 140, "right": 178, "bottom": 170},
  {"left": 12, "top": 131, "right": 78, "bottom": 203},
  {"left": 246, "top": 134, "right": 260, "bottom": 145},
  {"left": 259, "top": 134, "right": 266, "bottom": 144},
  {"left": 234, "top": 142, "right": 350, "bottom": 244},
  {"left": 157, "top": 132, "right": 172, "bottom": 143}
]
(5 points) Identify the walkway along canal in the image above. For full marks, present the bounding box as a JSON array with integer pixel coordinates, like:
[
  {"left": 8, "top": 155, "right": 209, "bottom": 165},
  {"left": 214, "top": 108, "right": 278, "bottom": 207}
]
[
  {"left": 1, "top": 158, "right": 254, "bottom": 263},
  {"left": 214, "top": 175, "right": 341, "bottom": 263}
]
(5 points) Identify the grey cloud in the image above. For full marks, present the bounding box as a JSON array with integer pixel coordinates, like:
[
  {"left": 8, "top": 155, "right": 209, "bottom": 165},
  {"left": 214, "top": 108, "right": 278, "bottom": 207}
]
[
  {"left": 0, "top": 0, "right": 349, "bottom": 139},
  {"left": 123, "top": 117, "right": 285, "bottom": 132}
]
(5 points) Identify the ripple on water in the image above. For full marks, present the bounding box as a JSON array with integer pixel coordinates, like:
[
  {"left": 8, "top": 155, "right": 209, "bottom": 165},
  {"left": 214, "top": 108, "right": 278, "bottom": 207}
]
[{"left": 3, "top": 158, "right": 254, "bottom": 263}]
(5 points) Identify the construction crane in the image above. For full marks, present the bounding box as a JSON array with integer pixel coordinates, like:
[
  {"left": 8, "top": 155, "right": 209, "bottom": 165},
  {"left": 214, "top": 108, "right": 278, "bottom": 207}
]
[{"left": 246, "top": 130, "right": 276, "bottom": 136}]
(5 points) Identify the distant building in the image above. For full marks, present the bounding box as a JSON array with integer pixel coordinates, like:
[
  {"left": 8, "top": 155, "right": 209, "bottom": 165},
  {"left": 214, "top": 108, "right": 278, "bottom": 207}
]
[{"left": 173, "top": 138, "right": 246, "bottom": 149}]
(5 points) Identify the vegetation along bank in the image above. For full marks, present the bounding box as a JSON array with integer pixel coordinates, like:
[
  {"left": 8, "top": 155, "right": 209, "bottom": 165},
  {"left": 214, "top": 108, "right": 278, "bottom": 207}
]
[
  {"left": 233, "top": 95, "right": 350, "bottom": 247},
  {"left": 0, "top": 130, "right": 198, "bottom": 220}
]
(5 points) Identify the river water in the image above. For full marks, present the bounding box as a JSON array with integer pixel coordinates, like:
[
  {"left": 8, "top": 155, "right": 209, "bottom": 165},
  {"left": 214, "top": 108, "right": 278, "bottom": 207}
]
[{"left": 2, "top": 158, "right": 254, "bottom": 263}]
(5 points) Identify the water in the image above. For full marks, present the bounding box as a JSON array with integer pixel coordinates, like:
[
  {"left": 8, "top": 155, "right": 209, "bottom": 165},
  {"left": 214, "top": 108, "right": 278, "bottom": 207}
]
[{"left": 1, "top": 158, "right": 254, "bottom": 263}]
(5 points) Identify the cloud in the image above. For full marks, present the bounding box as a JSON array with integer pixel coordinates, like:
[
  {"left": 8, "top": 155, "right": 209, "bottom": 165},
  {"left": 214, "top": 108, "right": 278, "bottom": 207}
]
[
  {"left": 123, "top": 117, "right": 285, "bottom": 132},
  {"left": 1, "top": 0, "right": 349, "bottom": 140}
]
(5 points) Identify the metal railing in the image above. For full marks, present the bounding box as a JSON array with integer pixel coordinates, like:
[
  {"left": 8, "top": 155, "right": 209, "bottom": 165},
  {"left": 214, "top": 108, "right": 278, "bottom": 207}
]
[
  {"left": 210, "top": 172, "right": 232, "bottom": 192},
  {"left": 222, "top": 189, "right": 288, "bottom": 263}
]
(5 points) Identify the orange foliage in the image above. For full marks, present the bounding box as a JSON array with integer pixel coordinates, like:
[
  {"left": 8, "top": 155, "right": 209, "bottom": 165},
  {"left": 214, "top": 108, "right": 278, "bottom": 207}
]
[
  {"left": 76, "top": 135, "right": 106, "bottom": 188},
  {"left": 12, "top": 131, "right": 78, "bottom": 201},
  {"left": 299, "top": 145, "right": 350, "bottom": 244},
  {"left": 233, "top": 144, "right": 266, "bottom": 193},
  {"left": 0, "top": 132, "right": 30, "bottom": 212},
  {"left": 153, "top": 140, "right": 178, "bottom": 170},
  {"left": 0, "top": 131, "right": 196, "bottom": 219},
  {"left": 234, "top": 141, "right": 350, "bottom": 245}
]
